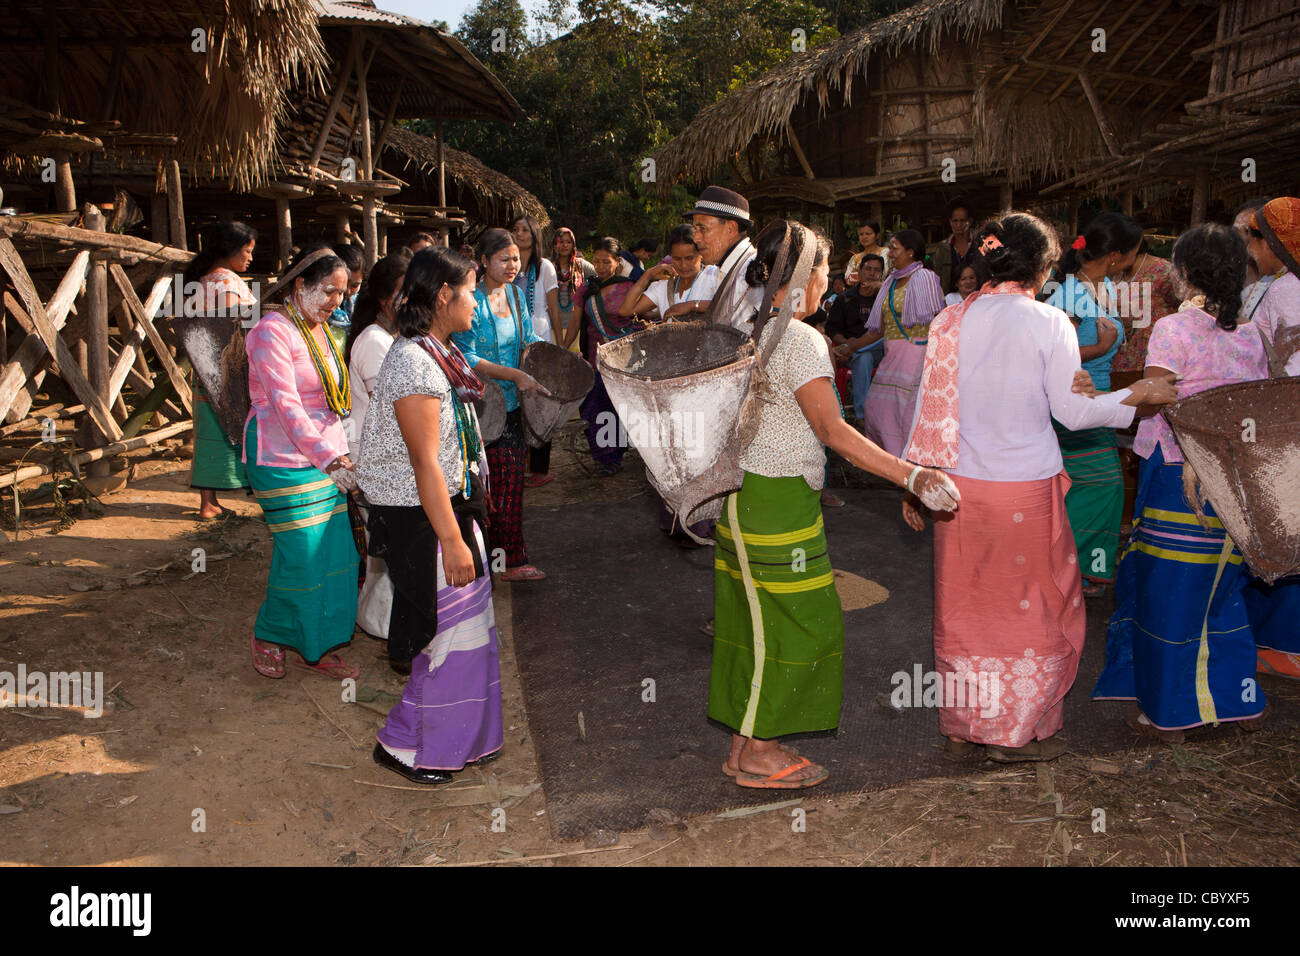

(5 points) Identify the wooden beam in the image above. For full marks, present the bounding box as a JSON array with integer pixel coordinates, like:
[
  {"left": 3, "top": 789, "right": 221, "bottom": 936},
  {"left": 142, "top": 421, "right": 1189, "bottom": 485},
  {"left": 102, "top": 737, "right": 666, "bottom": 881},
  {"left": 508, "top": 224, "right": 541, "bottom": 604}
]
[
  {"left": 1078, "top": 71, "right": 1124, "bottom": 157},
  {"left": 108, "top": 263, "right": 192, "bottom": 414},
  {"left": 106, "top": 273, "right": 170, "bottom": 405},
  {"left": 372, "top": 77, "right": 405, "bottom": 169},
  {"left": 355, "top": 32, "right": 375, "bottom": 182},
  {"left": 0, "top": 239, "right": 121, "bottom": 441},
  {"left": 0, "top": 421, "right": 193, "bottom": 491},
  {"left": 0, "top": 218, "right": 192, "bottom": 263},
  {"left": 785, "top": 124, "right": 816, "bottom": 180},
  {"left": 308, "top": 31, "right": 360, "bottom": 179},
  {"left": 0, "top": 250, "right": 89, "bottom": 422}
]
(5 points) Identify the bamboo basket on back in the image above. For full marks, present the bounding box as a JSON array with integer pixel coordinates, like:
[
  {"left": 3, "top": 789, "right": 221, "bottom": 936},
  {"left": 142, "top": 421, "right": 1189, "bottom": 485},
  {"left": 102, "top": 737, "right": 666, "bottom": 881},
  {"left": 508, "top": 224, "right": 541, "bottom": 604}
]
[
  {"left": 598, "top": 224, "right": 816, "bottom": 542},
  {"left": 1163, "top": 333, "right": 1300, "bottom": 583}
]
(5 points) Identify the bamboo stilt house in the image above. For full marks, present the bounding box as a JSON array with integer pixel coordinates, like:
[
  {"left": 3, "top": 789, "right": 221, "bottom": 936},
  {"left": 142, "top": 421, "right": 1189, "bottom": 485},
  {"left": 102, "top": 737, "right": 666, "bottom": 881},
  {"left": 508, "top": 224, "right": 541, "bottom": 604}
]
[{"left": 655, "top": 0, "right": 1297, "bottom": 238}]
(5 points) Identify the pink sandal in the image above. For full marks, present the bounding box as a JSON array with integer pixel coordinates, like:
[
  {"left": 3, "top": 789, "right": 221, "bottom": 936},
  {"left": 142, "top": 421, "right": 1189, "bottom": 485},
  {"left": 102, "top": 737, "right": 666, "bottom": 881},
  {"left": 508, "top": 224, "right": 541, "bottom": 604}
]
[
  {"left": 499, "top": 564, "right": 548, "bottom": 582},
  {"left": 294, "top": 652, "right": 360, "bottom": 679},
  {"left": 251, "top": 635, "right": 286, "bottom": 679}
]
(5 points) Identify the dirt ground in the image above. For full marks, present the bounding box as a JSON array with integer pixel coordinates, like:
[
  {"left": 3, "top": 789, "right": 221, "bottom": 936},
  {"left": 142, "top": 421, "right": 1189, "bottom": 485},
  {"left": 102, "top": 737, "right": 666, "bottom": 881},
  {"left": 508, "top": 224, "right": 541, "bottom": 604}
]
[{"left": 1, "top": 435, "right": 1298, "bottom": 867}]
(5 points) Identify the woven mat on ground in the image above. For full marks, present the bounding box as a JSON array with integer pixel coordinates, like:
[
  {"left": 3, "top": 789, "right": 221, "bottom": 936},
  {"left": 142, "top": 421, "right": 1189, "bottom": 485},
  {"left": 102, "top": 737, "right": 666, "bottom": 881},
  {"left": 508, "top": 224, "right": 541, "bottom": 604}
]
[{"left": 510, "top": 484, "right": 1298, "bottom": 841}]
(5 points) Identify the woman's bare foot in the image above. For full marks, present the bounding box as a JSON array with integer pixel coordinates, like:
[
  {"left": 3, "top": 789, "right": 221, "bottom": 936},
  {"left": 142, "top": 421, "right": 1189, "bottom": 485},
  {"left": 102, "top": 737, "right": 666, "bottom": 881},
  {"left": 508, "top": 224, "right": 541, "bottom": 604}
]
[
  {"left": 723, "top": 734, "right": 824, "bottom": 783},
  {"left": 197, "top": 489, "right": 224, "bottom": 519}
]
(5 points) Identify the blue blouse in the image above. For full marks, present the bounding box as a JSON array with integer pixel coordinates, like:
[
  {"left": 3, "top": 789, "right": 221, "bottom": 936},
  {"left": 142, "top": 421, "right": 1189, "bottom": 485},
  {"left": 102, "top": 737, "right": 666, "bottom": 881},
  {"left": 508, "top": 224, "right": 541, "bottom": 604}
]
[
  {"left": 1047, "top": 274, "right": 1125, "bottom": 391},
  {"left": 453, "top": 283, "right": 542, "bottom": 412}
]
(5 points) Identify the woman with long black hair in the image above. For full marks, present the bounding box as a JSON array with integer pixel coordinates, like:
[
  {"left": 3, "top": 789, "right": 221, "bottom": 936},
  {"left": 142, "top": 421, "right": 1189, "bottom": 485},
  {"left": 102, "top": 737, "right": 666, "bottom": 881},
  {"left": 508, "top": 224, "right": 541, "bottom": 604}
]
[
  {"left": 183, "top": 220, "right": 257, "bottom": 519},
  {"left": 451, "top": 228, "right": 551, "bottom": 582},
  {"left": 344, "top": 252, "right": 409, "bottom": 640},
  {"left": 358, "top": 248, "right": 503, "bottom": 783},
  {"left": 510, "top": 215, "right": 560, "bottom": 486},
  {"left": 1094, "top": 223, "right": 1269, "bottom": 737},
  {"left": 1048, "top": 213, "right": 1140, "bottom": 595}
]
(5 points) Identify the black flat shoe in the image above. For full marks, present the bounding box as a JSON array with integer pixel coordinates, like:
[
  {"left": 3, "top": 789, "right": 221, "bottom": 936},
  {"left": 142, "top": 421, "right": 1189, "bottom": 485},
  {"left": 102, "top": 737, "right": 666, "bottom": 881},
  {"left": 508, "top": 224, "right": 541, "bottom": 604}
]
[
  {"left": 372, "top": 743, "right": 453, "bottom": 784},
  {"left": 467, "top": 749, "right": 502, "bottom": 767}
]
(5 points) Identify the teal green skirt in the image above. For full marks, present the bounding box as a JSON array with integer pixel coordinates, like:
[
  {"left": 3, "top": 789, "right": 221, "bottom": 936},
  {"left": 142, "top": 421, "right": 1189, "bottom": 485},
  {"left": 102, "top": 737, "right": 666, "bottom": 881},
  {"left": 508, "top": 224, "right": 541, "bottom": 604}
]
[
  {"left": 190, "top": 382, "right": 248, "bottom": 490},
  {"left": 245, "top": 417, "right": 358, "bottom": 662}
]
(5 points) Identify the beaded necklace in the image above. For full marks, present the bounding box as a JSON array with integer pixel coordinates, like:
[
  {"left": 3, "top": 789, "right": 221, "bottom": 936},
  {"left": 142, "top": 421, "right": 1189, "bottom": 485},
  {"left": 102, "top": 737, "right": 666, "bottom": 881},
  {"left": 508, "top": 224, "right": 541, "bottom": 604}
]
[{"left": 285, "top": 298, "right": 350, "bottom": 417}]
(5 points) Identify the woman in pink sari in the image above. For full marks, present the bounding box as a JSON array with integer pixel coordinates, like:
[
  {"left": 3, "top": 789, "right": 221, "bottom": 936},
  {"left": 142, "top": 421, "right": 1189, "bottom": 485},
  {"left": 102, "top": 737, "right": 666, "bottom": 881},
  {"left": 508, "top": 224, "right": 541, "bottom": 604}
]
[
  {"left": 903, "top": 213, "right": 1177, "bottom": 763},
  {"left": 862, "top": 229, "right": 944, "bottom": 455}
]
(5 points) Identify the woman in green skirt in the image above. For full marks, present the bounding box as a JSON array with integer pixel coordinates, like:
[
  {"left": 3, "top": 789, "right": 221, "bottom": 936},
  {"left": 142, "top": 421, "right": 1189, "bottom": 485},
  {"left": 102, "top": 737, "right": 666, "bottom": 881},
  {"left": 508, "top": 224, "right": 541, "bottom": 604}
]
[
  {"left": 244, "top": 247, "right": 360, "bottom": 679},
  {"left": 186, "top": 221, "right": 258, "bottom": 518},
  {"left": 712, "top": 222, "right": 960, "bottom": 789}
]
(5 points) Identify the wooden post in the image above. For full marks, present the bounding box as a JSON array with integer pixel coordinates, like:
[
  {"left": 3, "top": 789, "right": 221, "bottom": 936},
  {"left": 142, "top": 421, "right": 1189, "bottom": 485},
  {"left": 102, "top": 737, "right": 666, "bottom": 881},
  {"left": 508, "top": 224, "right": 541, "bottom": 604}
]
[
  {"left": 275, "top": 196, "right": 293, "bottom": 272},
  {"left": 1122, "top": 190, "right": 1135, "bottom": 216},
  {"left": 362, "top": 195, "right": 378, "bottom": 269},
  {"left": 999, "top": 183, "right": 1013, "bottom": 214},
  {"left": 1191, "top": 166, "right": 1209, "bottom": 225},
  {"left": 83, "top": 205, "right": 112, "bottom": 474},
  {"left": 870, "top": 201, "right": 883, "bottom": 226},
  {"left": 435, "top": 118, "right": 448, "bottom": 246},
  {"left": 1068, "top": 198, "right": 1080, "bottom": 237},
  {"left": 335, "top": 212, "right": 351, "bottom": 245},
  {"left": 52, "top": 152, "right": 76, "bottom": 212},
  {"left": 166, "top": 160, "right": 186, "bottom": 251},
  {"left": 151, "top": 193, "right": 168, "bottom": 243}
]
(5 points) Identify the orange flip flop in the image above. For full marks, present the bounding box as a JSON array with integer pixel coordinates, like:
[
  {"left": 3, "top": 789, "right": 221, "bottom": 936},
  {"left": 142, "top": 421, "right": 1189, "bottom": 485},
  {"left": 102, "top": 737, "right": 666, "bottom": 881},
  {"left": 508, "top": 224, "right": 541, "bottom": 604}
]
[{"left": 734, "top": 755, "right": 828, "bottom": 790}]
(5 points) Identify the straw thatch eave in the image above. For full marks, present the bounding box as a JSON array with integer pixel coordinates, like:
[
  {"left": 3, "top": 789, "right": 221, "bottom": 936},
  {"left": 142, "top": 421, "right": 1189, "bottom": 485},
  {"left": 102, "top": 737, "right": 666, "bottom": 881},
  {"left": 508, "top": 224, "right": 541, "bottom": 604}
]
[
  {"left": 0, "top": 0, "right": 327, "bottom": 191},
  {"left": 654, "top": 0, "right": 1006, "bottom": 187},
  {"left": 382, "top": 126, "right": 548, "bottom": 229}
]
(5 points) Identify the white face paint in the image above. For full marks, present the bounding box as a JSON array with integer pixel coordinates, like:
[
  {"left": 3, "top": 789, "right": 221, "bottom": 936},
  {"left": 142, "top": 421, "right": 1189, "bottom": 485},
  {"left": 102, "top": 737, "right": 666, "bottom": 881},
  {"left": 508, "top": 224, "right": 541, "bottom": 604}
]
[{"left": 295, "top": 268, "right": 348, "bottom": 322}]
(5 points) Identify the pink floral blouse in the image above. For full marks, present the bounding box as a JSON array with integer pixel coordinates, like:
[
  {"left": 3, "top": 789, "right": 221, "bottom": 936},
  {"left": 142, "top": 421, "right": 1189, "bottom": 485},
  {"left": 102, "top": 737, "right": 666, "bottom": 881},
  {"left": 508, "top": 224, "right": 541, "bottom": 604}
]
[
  {"left": 243, "top": 311, "right": 348, "bottom": 472},
  {"left": 1134, "top": 306, "right": 1269, "bottom": 464}
]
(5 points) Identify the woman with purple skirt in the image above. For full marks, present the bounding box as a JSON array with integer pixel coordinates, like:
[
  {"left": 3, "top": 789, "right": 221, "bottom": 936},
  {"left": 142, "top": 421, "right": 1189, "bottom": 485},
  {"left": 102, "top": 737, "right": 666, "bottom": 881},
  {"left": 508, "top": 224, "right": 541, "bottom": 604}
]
[{"left": 357, "top": 247, "right": 503, "bottom": 783}]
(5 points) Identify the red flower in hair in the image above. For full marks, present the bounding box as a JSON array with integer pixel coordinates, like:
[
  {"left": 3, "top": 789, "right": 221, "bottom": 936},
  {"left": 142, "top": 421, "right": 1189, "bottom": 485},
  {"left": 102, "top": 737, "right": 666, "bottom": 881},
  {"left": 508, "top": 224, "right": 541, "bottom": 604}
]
[{"left": 1071, "top": 236, "right": 1087, "bottom": 251}]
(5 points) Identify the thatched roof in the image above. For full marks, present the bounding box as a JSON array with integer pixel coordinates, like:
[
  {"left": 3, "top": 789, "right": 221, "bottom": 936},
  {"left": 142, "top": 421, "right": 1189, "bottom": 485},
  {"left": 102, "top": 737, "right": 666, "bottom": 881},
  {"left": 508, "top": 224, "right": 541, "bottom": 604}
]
[
  {"left": 315, "top": 1, "right": 521, "bottom": 123},
  {"left": 0, "top": 0, "right": 327, "bottom": 190},
  {"left": 382, "top": 126, "right": 549, "bottom": 229},
  {"left": 655, "top": 0, "right": 1228, "bottom": 208},
  {"left": 655, "top": 0, "right": 1005, "bottom": 186}
]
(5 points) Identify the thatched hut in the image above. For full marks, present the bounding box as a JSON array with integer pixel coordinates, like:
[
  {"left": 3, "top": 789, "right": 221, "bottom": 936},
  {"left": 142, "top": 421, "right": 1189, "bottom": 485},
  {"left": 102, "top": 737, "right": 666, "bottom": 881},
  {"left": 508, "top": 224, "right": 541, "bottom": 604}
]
[
  {"left": 0, "top": 0, "right": 326, "bottom": 204},
  {"left": 381, "top": 127, "right": 549, "bottom": 237},
  {"left": 655, "top": 0, "right": 1296, "bottom": 239}
]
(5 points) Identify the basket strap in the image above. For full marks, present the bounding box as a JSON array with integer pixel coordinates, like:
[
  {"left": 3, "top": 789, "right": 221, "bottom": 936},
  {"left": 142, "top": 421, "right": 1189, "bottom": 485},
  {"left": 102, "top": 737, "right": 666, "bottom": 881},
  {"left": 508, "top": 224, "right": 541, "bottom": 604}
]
[
  {"left": 701, "top": 243, "right": 751, "bottom": 328},
  {"left": 1257, "top": 324, "right": 1288, "bottom": 379},
  {"left": 755, "top": 224, "right": 817, "bottom": 370}
]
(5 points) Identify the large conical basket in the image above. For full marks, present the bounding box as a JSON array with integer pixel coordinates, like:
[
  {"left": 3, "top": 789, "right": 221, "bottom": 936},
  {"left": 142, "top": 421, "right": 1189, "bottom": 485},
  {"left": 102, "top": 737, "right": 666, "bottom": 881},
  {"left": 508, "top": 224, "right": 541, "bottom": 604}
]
[
  {"left": 520, "top": 342, "right": 594, "bottom": 448},
  {"left": 167, "top": 314, "right": 249, "bottom": 444},
  {"left": 1164, "top": 377, "right": 1300, "bottom": 583},
  {"left": 598, "top": 322, "right": 756, "bottom": 538}
]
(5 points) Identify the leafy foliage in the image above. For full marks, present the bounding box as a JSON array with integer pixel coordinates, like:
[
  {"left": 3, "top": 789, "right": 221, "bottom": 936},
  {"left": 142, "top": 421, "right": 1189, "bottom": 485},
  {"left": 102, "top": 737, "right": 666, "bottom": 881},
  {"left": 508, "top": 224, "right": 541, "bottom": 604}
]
[{"left": 440, "top": 0, "right": 920, "bottom": 236}]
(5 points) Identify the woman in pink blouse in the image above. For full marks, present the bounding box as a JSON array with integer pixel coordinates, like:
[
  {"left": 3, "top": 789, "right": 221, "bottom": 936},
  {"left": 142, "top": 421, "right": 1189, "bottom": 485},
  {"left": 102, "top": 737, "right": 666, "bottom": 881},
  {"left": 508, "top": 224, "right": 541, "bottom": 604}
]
[
  {"left": 244, "top": 247, "right": 360, "bottom": 680},
  {"left": 904, "top": 213, "right": 1177, "bottom": 763},
  {"left": 1095, "top": 223, "right": 1271, "bottom": 737}
]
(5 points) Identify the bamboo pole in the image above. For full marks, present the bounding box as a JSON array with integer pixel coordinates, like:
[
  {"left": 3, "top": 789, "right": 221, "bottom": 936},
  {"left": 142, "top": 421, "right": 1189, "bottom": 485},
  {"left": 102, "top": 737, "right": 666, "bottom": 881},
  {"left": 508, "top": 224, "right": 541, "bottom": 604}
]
[
  {"left": 0, "top": 421, "right": 192, "bottom": 491},
  {"left": 355, "top": 33, "right": 378, "bottom": 269},
  {"left": 52, "top": 151, "right": 76, "bottom": 213}
]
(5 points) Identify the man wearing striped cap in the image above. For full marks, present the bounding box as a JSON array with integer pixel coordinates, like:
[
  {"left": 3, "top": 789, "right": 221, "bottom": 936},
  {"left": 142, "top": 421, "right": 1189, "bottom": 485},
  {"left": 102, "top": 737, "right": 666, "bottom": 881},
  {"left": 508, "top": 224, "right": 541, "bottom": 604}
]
[{"left": 685, "top": 186, "right": 762, "bottom": 330}]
